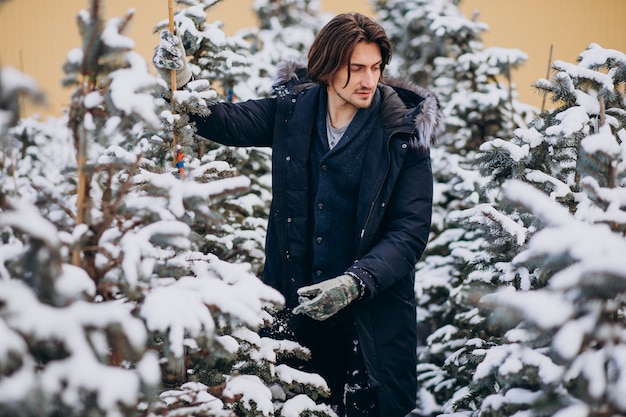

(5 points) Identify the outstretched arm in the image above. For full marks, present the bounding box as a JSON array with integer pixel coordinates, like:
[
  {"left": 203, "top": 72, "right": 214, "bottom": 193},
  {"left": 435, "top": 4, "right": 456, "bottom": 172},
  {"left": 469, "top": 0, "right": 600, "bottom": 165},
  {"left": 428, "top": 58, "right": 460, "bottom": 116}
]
[
  {"left": 153, "top": 30, "right": 277, "bottom": 148},
  {"left": 191, "top": 98, "right": 277, "bottom": 148}
]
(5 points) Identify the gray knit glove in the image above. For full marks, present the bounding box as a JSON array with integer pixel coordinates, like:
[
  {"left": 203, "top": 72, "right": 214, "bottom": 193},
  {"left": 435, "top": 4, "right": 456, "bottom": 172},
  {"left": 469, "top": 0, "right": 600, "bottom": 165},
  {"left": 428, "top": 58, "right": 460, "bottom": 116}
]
[
  {"left": 153, "top": 30, "right": 192, "bottom": 89},
  {"left": 293, "top": 274, "right": 362, "bottom": 321}
]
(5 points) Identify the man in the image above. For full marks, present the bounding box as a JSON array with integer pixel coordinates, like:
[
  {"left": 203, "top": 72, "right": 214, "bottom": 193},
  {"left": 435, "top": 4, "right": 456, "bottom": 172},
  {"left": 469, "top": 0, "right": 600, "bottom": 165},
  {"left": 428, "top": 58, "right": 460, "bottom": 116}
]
[{"left": 154, "top": 12, "right": 443, "bottom": 417}]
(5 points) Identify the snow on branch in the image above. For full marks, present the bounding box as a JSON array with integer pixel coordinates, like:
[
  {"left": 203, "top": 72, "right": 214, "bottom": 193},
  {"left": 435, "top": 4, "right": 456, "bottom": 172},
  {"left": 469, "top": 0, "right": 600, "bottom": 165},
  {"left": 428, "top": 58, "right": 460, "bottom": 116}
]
[
  {"left": 135, "top": 168, "right": 250, "bottom": 218},
  {"left": 481, "top": 286, "right": 574, "bottom": 330},
  {"left": 0, "top": 195, "right": 60, "bottom": 247},
  {"left": 0, "top": 279, "right": 158, "bottom": 415},
  {"left": 450, "top": 203, "right": 528, "bottom": 246},
  {"left": 140, "top": 252, "right": 283, "bottom": 359},
  {"left": 553, "top": 60, "right": 615, "bottom": 93},
  {"left": 479, "top": 138, "right": 529, "bottom": 162},
  {"left": 503, "top": 180, "right": 574, "bottom": 228}
]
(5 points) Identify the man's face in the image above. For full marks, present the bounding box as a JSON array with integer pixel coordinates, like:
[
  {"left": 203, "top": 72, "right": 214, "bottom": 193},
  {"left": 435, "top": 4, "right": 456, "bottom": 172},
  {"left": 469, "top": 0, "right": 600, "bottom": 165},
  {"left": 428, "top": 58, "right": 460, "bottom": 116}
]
[{"left": 328, "top": 41, "right": 382, "bottom": 110}]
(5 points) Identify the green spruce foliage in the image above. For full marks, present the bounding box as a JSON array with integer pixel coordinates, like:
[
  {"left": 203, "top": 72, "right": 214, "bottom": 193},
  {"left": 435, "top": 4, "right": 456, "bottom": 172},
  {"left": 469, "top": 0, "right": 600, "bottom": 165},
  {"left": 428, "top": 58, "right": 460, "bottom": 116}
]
[{"left": 427, "top": 43, "right": 626, "bottom": 417}]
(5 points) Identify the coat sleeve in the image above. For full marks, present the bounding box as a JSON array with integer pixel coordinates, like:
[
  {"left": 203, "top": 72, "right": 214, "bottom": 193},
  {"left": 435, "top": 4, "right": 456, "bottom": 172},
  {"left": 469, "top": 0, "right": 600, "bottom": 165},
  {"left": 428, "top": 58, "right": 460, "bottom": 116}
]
[
  {"left": 347, "top": 147, "right": 433, "bottom": 297},
  {"left": 190, "top": 97, "right": 277, "bottom": 147}
]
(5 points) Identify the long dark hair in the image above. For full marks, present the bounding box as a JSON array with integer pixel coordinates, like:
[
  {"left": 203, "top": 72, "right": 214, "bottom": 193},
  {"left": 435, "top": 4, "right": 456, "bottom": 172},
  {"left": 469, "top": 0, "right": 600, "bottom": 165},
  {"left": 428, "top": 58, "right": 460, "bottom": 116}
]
[{"left": 307, "top": 13, "right": 392, "bottom": 86}]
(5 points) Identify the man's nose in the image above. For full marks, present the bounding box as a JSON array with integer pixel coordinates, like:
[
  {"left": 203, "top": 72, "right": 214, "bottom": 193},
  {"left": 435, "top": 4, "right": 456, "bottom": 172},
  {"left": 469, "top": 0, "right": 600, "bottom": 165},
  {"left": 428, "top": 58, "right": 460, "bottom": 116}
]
[{"left": 362, "top": 70, "right": 376, "bottom": 88}]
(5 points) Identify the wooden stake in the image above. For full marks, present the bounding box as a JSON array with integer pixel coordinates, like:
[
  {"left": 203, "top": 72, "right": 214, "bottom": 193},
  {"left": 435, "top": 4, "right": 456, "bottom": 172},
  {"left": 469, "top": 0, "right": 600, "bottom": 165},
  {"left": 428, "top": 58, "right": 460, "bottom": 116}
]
[
  {"left": 599, "top": 96, "right": 606, "bottom": 128},
  {"left": 541, "top": 45, "right": 553, "bottom": 114},
  {"left": 72, "top": 154, "right": 85, "bottom": 266},
  {"left": 73, "top": 81, "right": 90, "bottom": 267},
  {"left": 168, "top": 0, "right": 177, "bottom": 93},
  {"left": 168, "top": 0, "right": 178, "bottom": 168}
]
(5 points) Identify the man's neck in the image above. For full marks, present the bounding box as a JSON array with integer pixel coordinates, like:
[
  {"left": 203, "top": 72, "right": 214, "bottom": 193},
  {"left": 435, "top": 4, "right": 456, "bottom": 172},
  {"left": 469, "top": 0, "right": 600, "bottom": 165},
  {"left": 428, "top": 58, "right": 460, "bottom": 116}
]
[{"left": 326, "top": 88, "right": 358, "bottom": 129}]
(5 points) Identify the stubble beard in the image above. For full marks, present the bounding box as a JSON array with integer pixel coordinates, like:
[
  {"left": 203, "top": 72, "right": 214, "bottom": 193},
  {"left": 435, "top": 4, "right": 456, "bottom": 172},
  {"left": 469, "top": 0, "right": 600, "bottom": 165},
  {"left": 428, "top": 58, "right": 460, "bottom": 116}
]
[{"left": 331, "top": 83, "right": 374, "bottom": 110}]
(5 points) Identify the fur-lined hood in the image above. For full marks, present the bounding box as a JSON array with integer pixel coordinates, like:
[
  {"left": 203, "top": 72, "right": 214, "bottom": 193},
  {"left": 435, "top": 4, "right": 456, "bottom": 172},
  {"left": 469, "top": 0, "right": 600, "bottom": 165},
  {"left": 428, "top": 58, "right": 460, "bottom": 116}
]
[{"left": 272, "top": 60, "right": 445, "bottom": 149}]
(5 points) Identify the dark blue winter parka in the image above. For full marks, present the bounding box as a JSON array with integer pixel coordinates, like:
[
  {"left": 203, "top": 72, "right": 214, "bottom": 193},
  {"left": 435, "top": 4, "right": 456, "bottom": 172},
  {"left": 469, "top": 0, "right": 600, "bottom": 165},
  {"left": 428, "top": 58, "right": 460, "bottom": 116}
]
[{"left": 191, "top": 61, "right": 444, "bottom": 417}]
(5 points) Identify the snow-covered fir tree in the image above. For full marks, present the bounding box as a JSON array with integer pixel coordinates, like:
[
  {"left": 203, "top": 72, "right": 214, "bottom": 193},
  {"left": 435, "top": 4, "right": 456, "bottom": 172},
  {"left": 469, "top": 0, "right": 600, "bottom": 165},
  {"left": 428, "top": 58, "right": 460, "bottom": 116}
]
[
  {"left": 154, "top": 0, "right": 271, "bottom": 276},
  {"left": 373, "top": 0, "right": 466, "bottom": 87},
  {"left": 1, "top": 1, "right": 336, "bottom": 416},
  {"left": 154, "top": 0, "right": 252, "bottom": 103},
  {"left": 235, "top": 0, "right": 329, "bottom": 99},
  {"left": 0, "top": 3, "right": 165, "bottom": 415},
  {"left": 152, "top": 4, "right": 336, "bottom": 414},
  {"left": 432, "top": 44, "right": 626, "bottom": 416}
]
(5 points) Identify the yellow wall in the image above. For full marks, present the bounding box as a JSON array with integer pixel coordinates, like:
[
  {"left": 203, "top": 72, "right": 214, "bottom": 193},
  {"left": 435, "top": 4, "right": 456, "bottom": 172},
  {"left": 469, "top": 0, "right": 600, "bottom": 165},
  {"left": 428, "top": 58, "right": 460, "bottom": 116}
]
[
  {"left": 460, "top": 0, "right": 626, "bottom": 111},
  {"left": 1, "top": 0, "right": 625, "bottom": 117}
]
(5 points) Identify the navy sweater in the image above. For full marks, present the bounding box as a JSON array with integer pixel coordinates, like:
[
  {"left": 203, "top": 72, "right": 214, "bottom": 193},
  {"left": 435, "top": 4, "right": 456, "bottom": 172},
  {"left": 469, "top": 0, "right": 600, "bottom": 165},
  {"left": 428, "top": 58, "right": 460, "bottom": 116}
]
[{"left": 309, "top": 90, "right": 382, "bottom": 285}]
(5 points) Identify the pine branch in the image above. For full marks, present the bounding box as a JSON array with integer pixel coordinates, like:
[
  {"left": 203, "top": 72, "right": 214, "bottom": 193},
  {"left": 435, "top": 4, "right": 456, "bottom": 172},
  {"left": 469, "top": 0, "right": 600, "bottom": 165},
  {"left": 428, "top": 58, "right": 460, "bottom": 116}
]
[
  {"left": 98, "top": 156, "right": 142, "bottom": 239},
  {"left": 82, "top": 0, "right": 104, "bottom": 80}
]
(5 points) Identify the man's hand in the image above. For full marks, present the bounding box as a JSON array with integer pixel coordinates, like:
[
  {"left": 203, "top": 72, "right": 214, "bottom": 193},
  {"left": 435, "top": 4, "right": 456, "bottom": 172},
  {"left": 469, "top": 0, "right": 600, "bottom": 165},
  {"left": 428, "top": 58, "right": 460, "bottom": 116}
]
[
  {"left": 153, "top": 30, "right": 192, "bottom": 89},
  {"left": 293, "top": 274, "right": 361, "bottom": 321}
]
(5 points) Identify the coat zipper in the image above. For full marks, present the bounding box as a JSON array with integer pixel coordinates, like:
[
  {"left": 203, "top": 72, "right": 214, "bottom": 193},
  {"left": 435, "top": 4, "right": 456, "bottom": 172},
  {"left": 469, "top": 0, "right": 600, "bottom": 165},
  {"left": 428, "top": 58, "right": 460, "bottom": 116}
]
[{"left": 360, "top": 137, "right": 393, "bottom": 242}]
